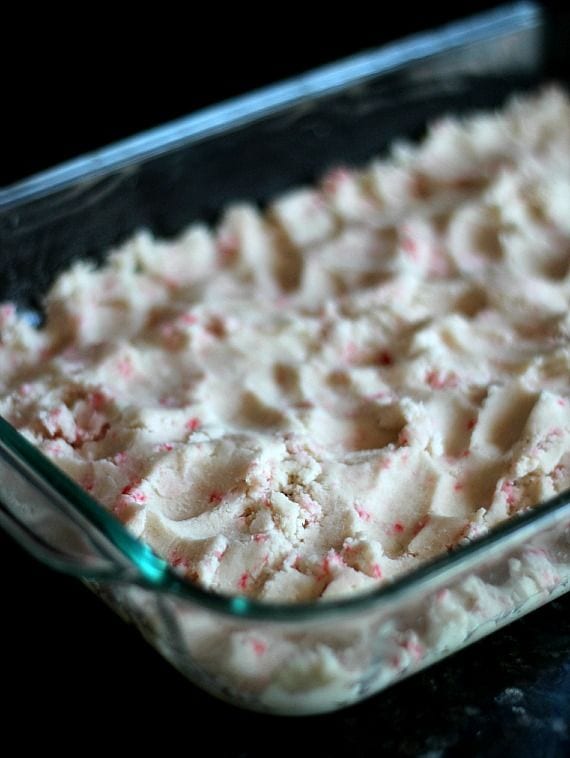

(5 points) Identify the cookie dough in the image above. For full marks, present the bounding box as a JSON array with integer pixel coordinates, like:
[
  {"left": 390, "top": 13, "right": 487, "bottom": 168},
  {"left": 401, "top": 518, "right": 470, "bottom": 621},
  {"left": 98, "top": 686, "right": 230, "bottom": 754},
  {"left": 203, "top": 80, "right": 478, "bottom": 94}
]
[{"left": 2, "top": 87, "right": 570, "bottom": 604}]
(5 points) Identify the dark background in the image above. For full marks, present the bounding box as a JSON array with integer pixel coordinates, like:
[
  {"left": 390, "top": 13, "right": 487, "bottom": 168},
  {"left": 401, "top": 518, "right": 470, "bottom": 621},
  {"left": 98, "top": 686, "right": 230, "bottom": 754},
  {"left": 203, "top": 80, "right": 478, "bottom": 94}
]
[{"left": 3, "top": 3, "right": 570, "bottom": 756}]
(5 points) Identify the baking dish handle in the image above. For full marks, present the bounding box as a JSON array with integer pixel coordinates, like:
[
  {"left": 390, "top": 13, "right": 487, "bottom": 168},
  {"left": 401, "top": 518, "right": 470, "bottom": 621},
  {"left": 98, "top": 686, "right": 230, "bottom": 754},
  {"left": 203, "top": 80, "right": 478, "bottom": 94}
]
[{"left": 0, "top": 418, "right": 168, "bottom": 584}]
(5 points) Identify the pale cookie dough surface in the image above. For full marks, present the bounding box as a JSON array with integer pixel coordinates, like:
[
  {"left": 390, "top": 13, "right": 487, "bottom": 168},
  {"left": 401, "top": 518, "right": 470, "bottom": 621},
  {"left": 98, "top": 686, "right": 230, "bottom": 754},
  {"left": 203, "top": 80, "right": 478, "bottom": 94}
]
[{"left": 2, "top": 87, "right": 570, "bottom": 603}]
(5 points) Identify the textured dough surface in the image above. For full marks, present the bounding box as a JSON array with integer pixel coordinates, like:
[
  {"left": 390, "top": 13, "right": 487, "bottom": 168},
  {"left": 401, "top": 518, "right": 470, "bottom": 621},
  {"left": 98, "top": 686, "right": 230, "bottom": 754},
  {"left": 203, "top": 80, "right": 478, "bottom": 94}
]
[{"left": 2, "top": 87, "right": 570, "bottom": 603}]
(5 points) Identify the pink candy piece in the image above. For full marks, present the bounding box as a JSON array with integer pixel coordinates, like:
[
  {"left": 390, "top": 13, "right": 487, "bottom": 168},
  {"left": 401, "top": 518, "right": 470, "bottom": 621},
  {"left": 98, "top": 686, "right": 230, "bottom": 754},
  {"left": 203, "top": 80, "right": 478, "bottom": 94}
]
[
  {"left": 399, "top": 638, "right": 424, "bottom": 662},
  {"left": 121, "top": 480, "right": 146, "bottom": 503},
  {"left": 208, "top": 490, "right": 224, "bottom": 505},
  {"left": 402, "top": 235, "right": 419, "bottom": 259},
  {"left": 321, "top": 549, "right": 345, "bottom": 575},
  {"left": 354, "top": 503, "right": 372, "bottom": 522},
  {"left": 0, "top": 303, "right": 15, "bottom": 324},
  {"left": 117, "top": 357, "right": 134, "bottom": 379},
  {"left": 170, "top": 550, "right": 190, "bottom": 569},
  {"left": 397, "top": 430, "right": 410, "bottom": 446},
  {"left": 425, "top": 369, "right": 459, "bottom": 390},
  {"left": 342, "top": 341, "right": 359, "bottom": 364},
  {"left": 467, "top": 417, "right": 477, "bottom": 430},
  {"left": 371, "top": 563, "right": 383, "bottom": 579},
  {"left": 500, "top": 480, "right": 518, "bottom": 508},
  {"left": 238, "top": 572, "right": 250, "bottom": 591},
  {"left": 251, "top": 639, "right": 267, "bottom": 656},
  {"left": 89, "top": 390, "right": 108, "bottom": 411},
  {"left": 112, "top": 498, "right": 135, "bottom": 523},
  {"left": 411, "top": 515, "right": 429, "bottom": 538},
  {"left": 185, "top": 417, "right": 202, "bottom": 432},
  {"left": 253, "top": 533, "right": 268, "bottom": 543},
  {"left": 322, "top": 166, "right": 352, "bottom": 194},
  {"left": 392, "top": 522, "right": 405, "bottom": 534},
  {"left": 217, "top": 233, "right": 239, "bottom": 262}
]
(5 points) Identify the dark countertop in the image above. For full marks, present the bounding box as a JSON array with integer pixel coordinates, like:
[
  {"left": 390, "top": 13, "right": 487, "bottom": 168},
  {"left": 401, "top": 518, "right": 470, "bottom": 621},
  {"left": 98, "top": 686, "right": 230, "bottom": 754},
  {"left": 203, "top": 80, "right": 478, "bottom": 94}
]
[{"left": 4, "top": 533, "right": 569, "bottom": 756}]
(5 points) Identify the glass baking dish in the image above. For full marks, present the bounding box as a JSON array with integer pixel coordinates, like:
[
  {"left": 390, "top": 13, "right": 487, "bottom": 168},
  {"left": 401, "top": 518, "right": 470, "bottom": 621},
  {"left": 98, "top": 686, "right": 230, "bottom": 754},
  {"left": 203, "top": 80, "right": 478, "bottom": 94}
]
[{"left": 2, "top": 1, "right": 570, "bottom": 716}]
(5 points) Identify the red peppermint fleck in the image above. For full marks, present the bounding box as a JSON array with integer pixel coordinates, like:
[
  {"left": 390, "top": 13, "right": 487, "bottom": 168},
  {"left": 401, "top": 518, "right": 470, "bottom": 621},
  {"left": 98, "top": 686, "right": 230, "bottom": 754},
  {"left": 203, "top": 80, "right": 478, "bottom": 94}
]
[
  {"left": 180, "top": 313, "right": 198, "bottom": 326},
  {"left": 467, "top": 417, "right": 477, "bottom": 431},
  {"left": 400, "top": 638, "right": 424, "bottom": 661},
  {"left": 526, "top": 546, "right": 547, "bottom": 557},
  {"left": 163, "top": 276, "right": 181, "bottom": 291},
  {"left": 389, "top": 655, "right": 402, "bottom": 670},
  {"left": 121, "top": 480, "right": 140, "bottom": 495},
  {"left": 453, "top": 480, "right": 464, "bottom": 492},
  {"left": 114, "top": 451, "right": 128, "bottom": 466},
  {"left": 425, "top": 369, "right": 459, "bottom": 390},
  {"left": 342, "top": 340, "right": 359, "bottom": 364},
  {"left": 121, "top": 480, "right": 146, "bottom": 503},
  {"left": 310, "top": 191, "right": 326, "bottom": 210},
  {"left": 322, "top": 549, "right": 345, "bottom": 574},
  {"left": 89, "top": 390, "right": 107, "bottom": 411},
  {"left": 185, "top": 417, "right": 201, "bottom": 432},
  {"left": 0, "top": 303, "right": 15, "bottom": 322},
  {"left": 501, "top": 480, "right": 518, "bottom": 509},
  {"left": 402, "top": 235, "right": 419, "bottom": 258},
  {"left": 322, "top": 166, "right": 352, "bottom": 194},
  {"left": 217, "top": 233, "right": 238, "bottom": 263},
  {"left": 372, "top": 563, "right": 383, "bottom": 579},
  {"left": 392, "top": 522, "right": 405, "bottom": 534},
  {"left": 251, "top": 639, "right": 267, "bottom": 656},
  {"left": 117, "top": 357, "right": 134, "bottom": 379},
  {"left": 170, "top": 551, "right": 189, "bottom": 569},
  {"left": 209, "top": 490, "right": 224, "bottom": 505},
  {"left": 377, "top": 350, "right": 393, "bottom": 366},
  {"left": 367, "top": 391, "right": 389, "bottom": 401},
  {"left": 354, "top": 503, "right": 372, "bottom": 522},
  {"left": 81, "top": 475, "right": 94, "bottom": 492},
  {"left": 557, "top": 398, "right": 567, "bottom": 407},
  {"left": 253, "top": 533, "right": 268, "bottom": 543},
  {"left": 238, "top": 572, "right": 250, "bottom": 591},
  {"left": 397, "top": 430, "right": 410, "bottom": 446},
  {"left": 157, "top": 442, "right": 174, "bottom": 452},
  {"left": 411, "top": 515, "right": 429, "bottom": 538},
  {"left": 113, "top": 498, "right": 132, "bottom": 522}
]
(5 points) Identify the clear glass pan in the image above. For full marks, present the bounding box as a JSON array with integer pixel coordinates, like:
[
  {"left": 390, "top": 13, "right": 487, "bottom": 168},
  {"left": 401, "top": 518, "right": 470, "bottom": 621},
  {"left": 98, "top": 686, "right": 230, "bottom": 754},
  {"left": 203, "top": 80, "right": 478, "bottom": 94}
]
[{"left": 2, "top": 1, "right": 570, "bottom": 714}]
